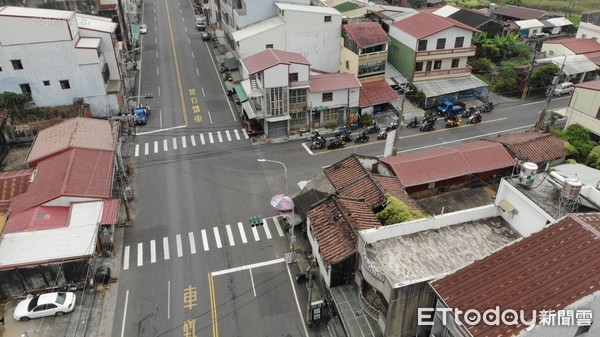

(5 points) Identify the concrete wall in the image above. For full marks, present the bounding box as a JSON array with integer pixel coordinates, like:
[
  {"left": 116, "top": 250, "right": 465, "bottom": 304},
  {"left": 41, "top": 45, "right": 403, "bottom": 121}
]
[
  {"left": 384, "top": 282, "right": 436, "bottom": 337},
  {"left": 416, "top": 26, "right": 474, "bottom": 51},
  {"left": 387, "top": 38, "right": 415, "bottom": 82},
  {"left": 79, "top": 26, "right": 121, "bottom": 82},
  {"left": 566, "top": 89, "right": 600, "bottom": 137},
  {"left": 541, "top": 43, "right": 575, "bottom": 57},
  {"left": 308, "top": 87, "right": 359, "bottom": 110},
  {"left": 236, "top": 25, "right": 285, "bottom": 59},
  {"left": 289, "top": 62, "right": 309, "bottom": 83},
  {"left": 340, "top": 45, "right": 359, "bottom": 75},
  {"left": 263, "top": 64, "right": 289, "bottom": 88},
  {"left": 306, "top": 217, "right": 332, "bottom": 287},
  {"left": 577, "top": 22, "right": 600, "bottom": 40}
]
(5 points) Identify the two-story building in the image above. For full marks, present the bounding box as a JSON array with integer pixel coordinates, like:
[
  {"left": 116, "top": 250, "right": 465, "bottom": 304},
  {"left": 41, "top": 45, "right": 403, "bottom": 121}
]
[
  {"left": 0, "top": 7, "right": 124, "bottom": 117},
  {"left": 232, "top": 3, "right": 343, "bottom": 73},
  {"left": 388, "top": 12, "right": 487, "bottom": 107},
  {"left": 307, "top": 73, "right": 361, "bottom": 130},
  {"left": 340, "top": 21, "right": 391, "bottom": 84}
]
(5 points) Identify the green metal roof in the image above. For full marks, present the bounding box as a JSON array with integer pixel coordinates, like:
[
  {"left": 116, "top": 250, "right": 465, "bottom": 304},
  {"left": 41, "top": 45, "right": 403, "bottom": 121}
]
[
  {"left": 130, "top": 24, "right": 141, "bottom": 44},
  {"left": 334, "top": 2, "right": 361, "bottom": 12},
  {"left": 234, "top": 84, "right": 247, "bottom": 103}
]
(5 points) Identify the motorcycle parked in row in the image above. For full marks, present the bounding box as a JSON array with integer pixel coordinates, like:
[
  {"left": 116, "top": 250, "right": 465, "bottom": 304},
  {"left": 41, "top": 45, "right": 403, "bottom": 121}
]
[
  {"left": 377, "top": 131, "right": 388, "bottom": 140},
  {"left": 385, "top": 120, "right": 399, "bottom": 132},
  {"left": 482, "top": 101, "right": 494, "bottom": 113},
  {"left": 366, "top": 123, "right": 381, "bottom": 134},
  {"left": 309, "top": 137, "right": 326, "bottom": 150},
  {"left": 406, "top": 116, "right": 420, "bottom": 128},
  {"left": 445, "top": 116, "right": 462, "bottom": 128},
  {"left": 420, "top": 117, "right": 437, "bottom": 132},
  {"left": 467, "top": 111, "right": 482, "bottom": 124},
  {"left": 462, "top": 107, "right": 476, "bottom": 118},
  {"left": 327, "top": 136, "right": 346, "bottom": 149},
  {"left": 354, "top": 132, "right": 370, "bottom": 143}
]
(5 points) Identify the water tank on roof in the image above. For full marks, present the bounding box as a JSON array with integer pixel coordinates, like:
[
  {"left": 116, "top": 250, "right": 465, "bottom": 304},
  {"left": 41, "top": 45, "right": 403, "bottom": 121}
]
[
  {"left": 490, "top": 3, "right": 497, "bottom": 13},
  {"left": 561, "top": 178, "right": 582, "bottom": 200},
  {"left": 518, "top": 162, "right": 538, "bottom": 187}
]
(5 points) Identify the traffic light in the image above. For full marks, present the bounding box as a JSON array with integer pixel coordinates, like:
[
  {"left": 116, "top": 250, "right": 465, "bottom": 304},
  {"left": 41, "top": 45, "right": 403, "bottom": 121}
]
[
  {"left": 144, "top": 93, "right": 154, "bottom": 99},
  {"left": 249, "top": 215, "right": 262, "bottom": 227}
]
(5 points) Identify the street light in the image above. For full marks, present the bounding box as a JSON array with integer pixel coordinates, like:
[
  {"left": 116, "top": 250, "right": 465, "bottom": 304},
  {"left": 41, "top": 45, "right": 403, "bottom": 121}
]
[{"left": 257, "top": 159, "right": 288, "bottom": 196}]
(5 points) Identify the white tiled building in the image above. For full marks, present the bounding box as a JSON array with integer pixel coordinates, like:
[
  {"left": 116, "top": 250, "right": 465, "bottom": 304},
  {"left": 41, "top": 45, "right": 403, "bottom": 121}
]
[{"left": 0, "top": 7, "right": 124, "bottom": 117}]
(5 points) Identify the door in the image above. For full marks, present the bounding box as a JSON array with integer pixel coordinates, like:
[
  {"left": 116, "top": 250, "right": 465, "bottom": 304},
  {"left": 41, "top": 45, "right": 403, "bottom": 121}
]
[{"left": 268, "top": 120, "right": 288, "bottom": 138}]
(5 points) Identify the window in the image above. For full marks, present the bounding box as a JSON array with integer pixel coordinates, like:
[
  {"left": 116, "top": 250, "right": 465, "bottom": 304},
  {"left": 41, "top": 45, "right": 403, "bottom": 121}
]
[
  {"left": 324, "top": 15, "right": 331, "bottom": 22},
  {"left": 323, "top": 108, "right": 337, "bottom": 122},
  {"left": 322, "top": 92, "right": 333, "bottom": 102},
  {"left": 289, "top": 88, "right": 307, "bottom": 104},
  {"left": 43, "top": 80, "right": 50, "bottom": 86},
  {"left": 575, "top": 325, "right": 591, "bottom": 336},
  {"left": 102, "top": 63, "right": 110, "bottom": 84},
  {"left": 426, "top": 61, "right": 432, "bottom": 72},
  {"left": 266, "top": 44, "right": 273, "bottom": 49},
  {"left": 451, "top": 58, "right": 459, "bottom": 68},
  {"left": 434, "top": 60, "right": 442, "bottom": 70},
  {"left": 345, "top": 60, "right": 349, "bottom": 69},
  {"left": 290, "top": 110, "right": 307, "bottom": 126},
  {"left": 436, "top": 38, "right": 446, "bottom": 50},
  {"left": 417, "top": 40, "right": 427, "bottom": 51},
  {"left": 60, "top": 80, "right": 71, "bottom": 89},
  {"left": 268, "top": 87, "right": 284, "bottom": 115},
  {"left": 11, "top": 60, "right": 23, "bottom": 70},
  {"left": 288, "top": 72, "right": 298, "bottom": 82},
  {"left": 415, "top": 62, "right": 424, "bottom": 72},
  {"left": 20, "top": 83, "right": 31, "bottom": 94},
  {"left": 454, "top": 37, "right": 464, "bottom": 48}
]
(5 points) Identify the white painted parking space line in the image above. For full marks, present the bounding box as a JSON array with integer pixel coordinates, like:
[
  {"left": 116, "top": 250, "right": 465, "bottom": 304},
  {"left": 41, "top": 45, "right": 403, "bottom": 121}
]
[
  {"left": 234, "top": 129, "right": 241, "bottom": 140},
  {"left": 226, "top": 225, "right": 235, "bottom": 246},
  {"left": 190, "top": 135, "right": 196, "bottom": 146},
  {"left": 135, "top": 144, "right": 139, "bottom": 157},
  {"left": 302, "top": 143, "right": 314, "bottom": 155},
  {"left": 242, "top": 129, "right": 249, "bottom": 139},
  {"left": 217, "top": 131, "right": 223, "bottom": 142},
  {"left": 154, "top": 141, "right": 158, "bottom": 154},
  {"left": 163, "top": 237, "right": 170, "bottom": 260},
  {"left": 137, "top": 243, "right": 143, "bottom": 266},
  {"left": 181, "top": 136, "right": 187, "bottom": 148},
  {"left": 144, "top": 143, "right": 149, "bottom": 156},
  {"left": 274, "top": 217, "right": 284, "bottom": 237},
  {"left": 176, "top": 234, "right": 183, "bottom": 257},
  {"left": 188, "top": 232, "right": 197, "bottom": 254},
  {"left": 163, "top": 139, "right": 168, "bottom": 151},
  {"left": 172, "top": 137, "right": 178, "bottom": 150},
  {"left": 251, "top": 226, "right": 260, "bottom": 241},
  {"left": 200, "top": 133, "right": 205, "bottom": 145},
  {"left": 150, "top": 240, "right": 156, "bottom": 263},
  {"left": 262, "top": 219, "right": 272, "bottom": 239},
  {"left": 226, "top": 130, "right": 232, "bottom": 141},
  {"left": 201, "top": 229, "right": 209, "bottom": 251},
  {"left": 208, "top": 133, "right": 214, "bottom": 144},
  {"left": 213, "top": 227, "right": 223, "bottom": 248},
  {"left": 238, "top": 222, "right": 248, "bottom": 243},
  {"left": 123, "top": 246, "right": 130, "bottom": 270}
]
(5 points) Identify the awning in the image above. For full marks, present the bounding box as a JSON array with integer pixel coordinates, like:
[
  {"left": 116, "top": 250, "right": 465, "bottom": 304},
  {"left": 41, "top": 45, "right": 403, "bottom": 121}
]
[
  {"left": 230, "top": 71, "right": 243, "bottom": 82},
  {"left": 235, "top": 84, "right": 248, "bottom": 103},
  {"left": 415, "top": 75, "right": 488, "bottom": 98},
  {"left": 359, "top": 79, "right": 400, "bottom": 108},
  {"left": 225, "top": 57, "right": 238, "bottom": 71},
  {"left": 242, "top": 101, "right": 256, "bottom": 119},
  {"left": 266, "top": 114, "right": 291, "bottom": 122}
]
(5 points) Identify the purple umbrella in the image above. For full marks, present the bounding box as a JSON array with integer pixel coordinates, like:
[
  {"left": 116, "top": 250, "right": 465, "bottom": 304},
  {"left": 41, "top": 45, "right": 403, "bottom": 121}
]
[{"left": 270, "top": 194, "right": 294, "bottom": 212}]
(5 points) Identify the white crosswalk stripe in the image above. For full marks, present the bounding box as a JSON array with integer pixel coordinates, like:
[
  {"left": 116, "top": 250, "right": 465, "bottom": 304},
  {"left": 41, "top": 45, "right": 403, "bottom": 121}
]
[
  {"left": 123, "top": 246, "right": 130, "bottom": 270},
  {"left": 274, "top": 217, "right": 284, "bottom": 237},
  {"left": 150, "top": 240, "right": 156, "bottom": 263},
  {"left": 208, "top": 132, "right": 214, "bottom": 144},
  {"left": 137, "top": 243, "right": 143, "bottom": 266},
  {"left": 144, "top": 143, "right": 149, "bottom": 156},
  {"left": 238, "top": 222, "right": 248, "bottom": 244},
  {"left": 189, "top": 232, "right": 197, "bottom": 254},
  {"left": 134, "top": 129, "right": 250, "bottom": 157},
  {"left": 181, "top": 136, "right": 187, "bottom": 148},
  {"left": 262, "top": 219, "right": 272, "bottom": 239},
  {"left": 135, "top": 144, "right": 139, "bottom": 157},
  {"left": 201, "top": 229, "right": 209, "bottom": 251},
  {"left": 234, "top": 129, "right": 241, "bottom": 140},
  {"left": 172, "top": 137, "right": 178, "bottom": 150},
  {"left": 242, "top": 129, "right": 249, "bottom": 139},
  {"left": 176, "top": 234, "right": 183, "bottom": 257},
  {"left": 226, "top": 224, "right": 235, "bottom": 246},
  {"left": 154, "top": 141, "right": 158, "bottom": 154},
  {"left": 163, "top": 139, "right": 168, "bottom": 152},
  {"left": 190, "top": 135, "right": 196, "bottom": 146},
  {"left": 163, "top": 237, "right": 170, "bottom": 260},
  {"left": 226, "top": 130, "right": 232, "bottom": 141},
  {"left": 213, "top": 227, "right": 222, "bottom": 248},
  {"left": 200, "top": 133, "right": 205, "bottom": 145},
  {"left": 217, "top": 131, "right": 223, "bottom": 143}
]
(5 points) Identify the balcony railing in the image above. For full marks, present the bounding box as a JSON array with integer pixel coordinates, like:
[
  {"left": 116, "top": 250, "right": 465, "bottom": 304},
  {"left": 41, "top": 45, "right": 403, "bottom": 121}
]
[
  {"left": 359, "top": 289, "right": 380, "bottom": 320},
  {"left": 416, "top": 46, "right": 476, "bottom": 58},
  {"left": 414, "top": 66, "right": 472, "bottom": 78}
]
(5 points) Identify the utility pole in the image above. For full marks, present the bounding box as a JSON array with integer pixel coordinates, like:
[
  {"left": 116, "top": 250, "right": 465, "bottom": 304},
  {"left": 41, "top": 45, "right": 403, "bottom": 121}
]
[
  {"left": 522, "top": 39, "right": 542, "bottom": 99},
  {"left": 392, "top": 83, "right": 410, "bottom": 156},
  {"left": 306, "top": 258, "right": 314, "bottom": 323},
  {"left": 534, "top": 56, "right": 567, "bottom": 132}
]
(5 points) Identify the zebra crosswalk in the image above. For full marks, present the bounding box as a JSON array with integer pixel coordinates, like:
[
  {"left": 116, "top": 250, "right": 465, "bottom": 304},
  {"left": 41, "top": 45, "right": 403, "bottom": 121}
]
[
  {"left": 122, "top": 216, "right": 287, "bottom": 270},
  {"left": 134, "top": 129, "right": 250, "bottom": 157}
]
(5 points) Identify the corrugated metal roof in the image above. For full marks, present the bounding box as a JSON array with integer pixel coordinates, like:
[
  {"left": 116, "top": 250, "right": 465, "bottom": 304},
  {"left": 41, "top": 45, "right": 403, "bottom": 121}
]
[
  {"left": 432, "top": 5, "right": 460, "bottom": 17},
  {"left": 241, "top": 49, "right": 310, "bottom": 75},
  {"left": 432, "top": 213, "right": 600, "bottom": 337},
  {"left": 451, "top": 140, "right": 516, "bottom": 172},
  {"left": 545, "top": 16, "right": 573, "bottom": 27},
  {"left": 27, "top": 117, "right": 114, "bottom": 165},
  {"left": 492, "top": 4, "right": 546, "bottom": 20},
  {"left": 537, "top": 54, "right": 599, "bottom": 76},
  {"left": 391, "top": 12, "right": 478, "bottom": 39},
  {"left": 359, "top": 79, "right": 399, "bottom": 108},
  {"left": 484, "top": 132, "right": 570, "bottom": 164},
  {"left": 0, "top": 6, "right": 74, "bottom": 19},
  {"left": 101, "top": 199, "right": 120, "bottom": 225},
  {"left": 514, "top": 19, "right": 544, "bottom": 29},
  {"left": 0, "top": 169, "right": 34, "bottom": 213},
  {"left": 415, "top": 75, "right": 487, "bottom": 98},
  {"left": 4, "top": 206, "right": 70, "bottom": 233},
  {"left": 343, "top": 22, "right": 390, "bottom": 48},
  {"left": 309, "top": 73, "right": 361, "bottom": 93},
  {"left": 232, "top": 16, "right": 284, "bottom": 42},
  {"left": 9, "top": 148, "right": 114, "bottom": 213}
]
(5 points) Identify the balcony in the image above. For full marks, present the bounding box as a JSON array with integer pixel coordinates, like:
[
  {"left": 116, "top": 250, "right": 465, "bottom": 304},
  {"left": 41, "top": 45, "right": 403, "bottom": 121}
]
[
  {"left": 358, "top": 51, "right": 388, "bottom": 62},
  {"left": 415, "top": 46, "right": 476, "bottom": 61},
  {"left": 413, "top": 66, "right": 472, "bottom": 81}
]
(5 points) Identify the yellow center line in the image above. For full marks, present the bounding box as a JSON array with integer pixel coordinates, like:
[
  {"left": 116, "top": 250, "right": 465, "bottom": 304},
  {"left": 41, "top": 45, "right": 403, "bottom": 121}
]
[
  {"left": 208, "top": 272, "right": 218, "bottom": 337},
  {"left": 164, "top": 0, "right": 189, "bottom": 127}
]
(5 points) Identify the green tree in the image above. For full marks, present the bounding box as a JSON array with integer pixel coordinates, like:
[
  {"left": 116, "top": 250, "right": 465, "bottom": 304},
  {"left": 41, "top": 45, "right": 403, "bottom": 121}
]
[
  {"left": 586, "top": 146, "right": 600, "bottom": 170},
  {"left": 469, "top": 58, "right": 495, "bottom": 75},
  {"left": 529, "top": 64, "right": 560, "bottom": 96},
  {"left": 377, "top": 194, "right": 428, "bottom": 225},
  {"left": 506, "top": 0, "right": 522, "bottom": 5},
  {"left": 0, "top": 91, "right": 31, "bottom": 112},
  {"left": 553, "top": 124, "right": 598, "bottom": 162}
]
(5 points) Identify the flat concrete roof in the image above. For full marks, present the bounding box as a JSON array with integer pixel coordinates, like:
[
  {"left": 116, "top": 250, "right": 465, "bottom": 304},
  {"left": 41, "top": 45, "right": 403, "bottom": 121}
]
[{"left": 364, "top": 217, "right": 520, "bottom": 288}]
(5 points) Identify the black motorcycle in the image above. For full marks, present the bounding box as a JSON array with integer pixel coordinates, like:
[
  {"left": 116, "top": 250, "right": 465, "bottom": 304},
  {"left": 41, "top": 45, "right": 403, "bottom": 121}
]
[
  {"left": 366, "top": 124, "right": 381, "bottom": 134},
  {"left": 354, "top": 132, "right": 369, "bottom": 143},
  {"left": 309, "top": 138, "right": 326, "bottom": 150},
  {"left": 327, "top": 137, "right": 346, "bottom": 149},
  {"left": 482, "top": 101, "right": 494, "bottom": 113},
  {"left": 385, "top": 120, "right": 399, "bottom": 132},
  {"left": 462, "top": 107, "right": 476, "bottom": 118},
  {"left": 377, "top": 131, "right": 387, "bottom": 140},
  {"left": 406, "top": 117, "right": 419, "bottom": 128}
]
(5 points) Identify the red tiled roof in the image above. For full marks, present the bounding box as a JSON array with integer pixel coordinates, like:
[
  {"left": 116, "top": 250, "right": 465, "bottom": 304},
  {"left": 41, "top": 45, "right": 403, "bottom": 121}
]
[
  {"left": 343, "top": 22, "right": 390, "bottom": 48},
  {"left": 381, "top": 141, "right": 514, "bottom": 187},
  {"left": 575, "top": 79, "right": 600, "bottom": 91},
  {"left": 324, "top": 155, "right": 368, "bottom": 189},
  {"left": 308, "top": 196, "right": 381, "bottom": 266},
  {"left": 338, "top": 174, "right": 385, "bottom": 209},
  {"left": 9, "top": 148, "right": 114, "bottom": 213},
  {"left": 0, "top": 169, "right": 34, "bottom": 213},
  {"left": 543, "top": 38, "right": 600, "bottom": 54},
  {"left": 101, "top": 199, "right": 120, "bottom": 225},
  {"left": 391, "top": 12, "right": 478, "bottom": 39},
  {"left": 432, "top": 213, "right": 600, "bottom": 337},
  {"left": 241, "top": 49, "right": 310, "bottom": 75},
  {"left": 372, "top": 175, "right": 423, "bottom": 211},
  {"left": 4, "top": 206, "right": 70, "bottom": 233},
  {"left": 310, "top": 73, "right": 361, "bottom": 93},
  {"left": 484, "top": 132, "right": 570, "bottom": 164},
  {"left": 492, "top": 4, "right": 546, "bottom": 20},
  {"left": 359, "top": 79, "right": 399, "bottom": 108},
  {"left": 27, "top": 117, "right": 114, "bottom": 166}
]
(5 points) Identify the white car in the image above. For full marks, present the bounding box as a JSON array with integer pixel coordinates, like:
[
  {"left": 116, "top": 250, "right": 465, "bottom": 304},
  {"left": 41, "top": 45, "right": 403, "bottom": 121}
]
[
  {"left": 14, "top": 292, "right": 76, "bottom": 321},
  {"left": 553, "top": 82, "right": 574, "bottom": 96},
  {"left": 140, "top": 24, "right": 148, "bottom": 34}
]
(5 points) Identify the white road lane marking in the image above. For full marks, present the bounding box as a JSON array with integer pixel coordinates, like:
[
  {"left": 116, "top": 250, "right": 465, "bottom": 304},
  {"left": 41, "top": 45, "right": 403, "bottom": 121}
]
[
  {"left": 135, "top": 144, "right": 139, "bottom": 157},
  {"left": 217, "top": 131, "right": 223, "bottom": 142},
  {"left": 262, "top": 219, "right": 272, "bottom": 239},
  {"left": 242, "top": 129, "right": 249, "bottom": 139},
  {"left": 250, "top": 268, "right": 256, "bottom": 297},
  {"left": 163, "top": 237, "right": 170, "bottom": 260},
  {"left": 274, "top": 217, "right": 284, "bottom": 237},
  {"left": 226, "top": 225, "right": 235, "bottom": 246},
  {"left": 123, "top": 246, "right": 130, "bottom": 270},
  {"left": 137, "top": 243, "right": 143, "bottom": 266},
  {"left": 200, "top": 133, "right": 205, "bottom": 145},
  {"left": 150, "top": 240, "right": 156, "bottom": 263},
  {"left": 234, "top": 129, "right": 241, "bottom": 140},
  {"left": 189, "top": 232, "right": 197, "bottom": 254},
  {"left": 251, "top": 226, "right": 260, "bottom": 242},
  {"left": 176, "top": 234, "right": 183, "bottom": 257},
  {"left": 181, "top": 135, "right": 187, "bottom": 148},
  {"left": 208, "top": 132, "right": 214, "bottom": 144},
  {"left": 119, "top": 290, "right": 129, "bottom": 337},
  {"left": 163, "top": 139, "right": 168, "bottom": 151},
  {"left": 154, "top": 141, "right": 158, "bottom": 154},
  {"left": 226, "top": 130, "right": 232, "bottom": 141},
  {"left": 192, "top": 51, "right": 195, "bottom": 59},
  {"left": 196, "top": 67, "right": 199, "bottom": 76},
  {"left": 172, "top": 137, "right": 177, "bottom": 149},
  {"left": 238, "top": 222, "right": 247, "bottom": 243},
  {"left": 190, "top": 135, "right": 196, "bottom": 146},
  {"left": 201, "top": 229, "right": 209, "bottom": 251},
  {"left": 213, "top": 227, "right": 222, "bottom": 248},
  {"left": 144, "top": 143, "right": 149, "bottom": 155},
  {"left": 212, "top": 258, "right": 285, "bottom": 276}
]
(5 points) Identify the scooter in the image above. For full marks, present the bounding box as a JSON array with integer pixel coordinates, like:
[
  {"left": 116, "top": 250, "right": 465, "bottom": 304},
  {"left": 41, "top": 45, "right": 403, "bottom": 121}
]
[
  {"left": 406, "top": 116, "right": 420, "bottom": 128},
  {"left": 354, "top": 132, "right": 369, "bottom": 143},
  {"left": 445, "top": 116, "right": 462, "bottom": 128},
  {"left": 377, "top": 131, "right": 388, "bottom": 140}
]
